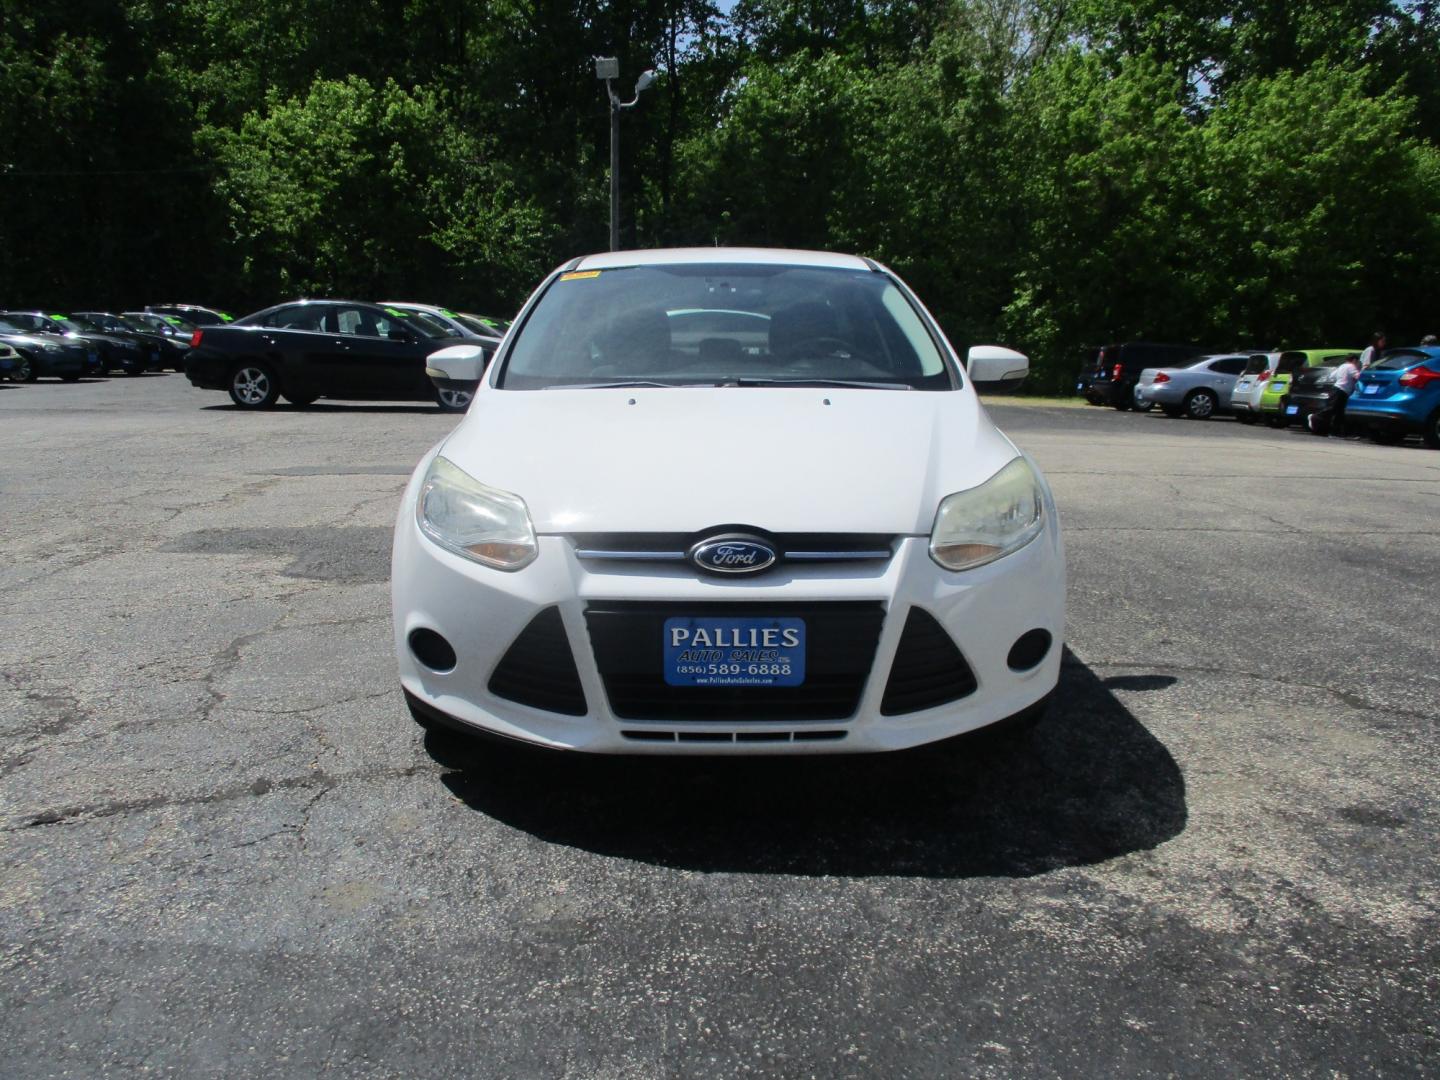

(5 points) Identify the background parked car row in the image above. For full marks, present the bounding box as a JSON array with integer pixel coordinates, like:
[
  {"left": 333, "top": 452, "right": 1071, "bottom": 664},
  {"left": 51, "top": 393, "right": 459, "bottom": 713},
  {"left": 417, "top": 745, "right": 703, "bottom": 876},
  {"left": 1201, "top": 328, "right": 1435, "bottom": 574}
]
[{"left": 1078, "top": 340, "right": 1440, "bottom": 449}]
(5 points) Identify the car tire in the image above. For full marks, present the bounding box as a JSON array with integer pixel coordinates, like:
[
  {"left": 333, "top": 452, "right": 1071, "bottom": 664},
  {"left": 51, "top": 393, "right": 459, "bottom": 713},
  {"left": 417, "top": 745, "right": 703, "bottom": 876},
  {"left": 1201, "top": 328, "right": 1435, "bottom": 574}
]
[
  {"left": 15, "top": 356, "right": 36, "bottom": 382},
  {"left": 1132, "top": 393, "right": 1155, "bottom": 412},
  {"left": 228, "top": 362, "right": 280, "bottom": 409},
  {"left": 1184, "top": 389, "right": 1217, "bottom": 419},
  {"left": 1423, "top": 410, "right": 1440, "bottom": 450},
  {"left": 1161, "top": 404, "right": 1183, "bottom": 418},
  {"left": 435, "top": 386, "right": 474, "bottom": 413},
  {"left": 1264, "top": 413, "right": 1287, "bottom": 428}
]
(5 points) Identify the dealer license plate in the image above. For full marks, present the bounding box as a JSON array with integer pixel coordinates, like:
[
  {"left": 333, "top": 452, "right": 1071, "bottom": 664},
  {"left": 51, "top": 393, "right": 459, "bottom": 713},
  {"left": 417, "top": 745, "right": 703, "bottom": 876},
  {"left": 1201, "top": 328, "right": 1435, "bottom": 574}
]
[
  {"left": 663, "top": 616, "right": 805, "bottom": 687},
  {"left": 1363, "top": 383, "right": 1379, "bottom": 394},
  {"left": 1286, "top": 405, "right": 1299, "bottom": 415}
]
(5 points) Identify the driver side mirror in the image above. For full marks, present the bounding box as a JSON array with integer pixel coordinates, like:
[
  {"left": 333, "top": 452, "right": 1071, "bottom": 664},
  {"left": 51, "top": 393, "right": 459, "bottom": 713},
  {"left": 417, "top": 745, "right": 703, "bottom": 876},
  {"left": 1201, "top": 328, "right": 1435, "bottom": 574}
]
[
  {"left": 425, "top": 344, "right": 488, "bottom": 382},
  {"left": 966, "top": 345, "right": 1029, "bottom": 385}
]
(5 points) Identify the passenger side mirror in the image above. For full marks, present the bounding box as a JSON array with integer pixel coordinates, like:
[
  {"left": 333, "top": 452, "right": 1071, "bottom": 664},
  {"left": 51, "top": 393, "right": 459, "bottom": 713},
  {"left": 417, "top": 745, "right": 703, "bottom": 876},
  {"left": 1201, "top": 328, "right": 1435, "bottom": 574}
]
[
  {"left": 966, "top": 345, "right": 1030, "bottom": 385},
  {"left": 426, "top": 344, "right": 488, "bottom": 383}
]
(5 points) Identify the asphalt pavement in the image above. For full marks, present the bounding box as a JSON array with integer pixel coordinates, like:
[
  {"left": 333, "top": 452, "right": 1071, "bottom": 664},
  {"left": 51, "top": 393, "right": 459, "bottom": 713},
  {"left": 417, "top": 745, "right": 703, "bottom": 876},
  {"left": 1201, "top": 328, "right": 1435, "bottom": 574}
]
[{"left": 2, "top": 374, "right": 1437, "bottom": 1076}]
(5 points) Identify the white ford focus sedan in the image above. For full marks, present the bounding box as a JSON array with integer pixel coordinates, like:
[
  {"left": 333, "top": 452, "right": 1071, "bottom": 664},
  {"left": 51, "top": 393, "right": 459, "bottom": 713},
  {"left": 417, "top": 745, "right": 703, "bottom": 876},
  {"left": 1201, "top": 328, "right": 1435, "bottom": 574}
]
[{"left": 392, "top": 248, "right": 1064, "bottom": 753}]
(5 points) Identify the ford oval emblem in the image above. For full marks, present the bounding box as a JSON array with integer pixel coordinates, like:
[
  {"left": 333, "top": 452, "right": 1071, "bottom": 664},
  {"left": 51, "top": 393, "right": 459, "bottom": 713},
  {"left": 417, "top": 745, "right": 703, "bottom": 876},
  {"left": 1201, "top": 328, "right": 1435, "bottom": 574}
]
[{"left": 689, "top": 535, "right": 777, "bottom": 575}]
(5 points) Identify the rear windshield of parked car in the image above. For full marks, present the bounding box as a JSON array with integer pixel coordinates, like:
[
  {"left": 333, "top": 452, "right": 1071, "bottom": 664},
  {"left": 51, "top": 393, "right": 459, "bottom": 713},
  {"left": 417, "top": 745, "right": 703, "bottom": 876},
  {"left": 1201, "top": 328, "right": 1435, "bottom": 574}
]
[
  {"left": 1371, "top": 350, "right": 1427, "bottom": 370},
  {"left": 498, "top": 264, "right": 953, "bottom": 390}
]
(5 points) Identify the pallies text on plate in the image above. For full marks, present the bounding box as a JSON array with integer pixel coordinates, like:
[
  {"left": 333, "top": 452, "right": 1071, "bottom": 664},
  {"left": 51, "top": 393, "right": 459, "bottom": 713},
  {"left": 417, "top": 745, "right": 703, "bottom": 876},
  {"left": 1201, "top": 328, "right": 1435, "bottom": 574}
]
[{"left": 669, "top": 626, "right": 802, "bottom": 648}]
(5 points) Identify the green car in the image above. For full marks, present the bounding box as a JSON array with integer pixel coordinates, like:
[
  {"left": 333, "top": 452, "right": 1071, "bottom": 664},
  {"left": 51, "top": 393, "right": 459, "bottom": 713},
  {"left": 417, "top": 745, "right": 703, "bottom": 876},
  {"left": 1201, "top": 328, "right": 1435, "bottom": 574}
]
[{"left": 1259, "top": 348, "right": 1357, "bottom": 426}]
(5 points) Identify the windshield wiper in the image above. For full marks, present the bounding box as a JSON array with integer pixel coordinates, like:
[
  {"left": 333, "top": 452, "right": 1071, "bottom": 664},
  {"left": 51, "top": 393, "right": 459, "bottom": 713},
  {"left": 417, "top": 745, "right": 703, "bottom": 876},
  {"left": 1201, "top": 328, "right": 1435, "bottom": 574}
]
[
  {"left": 543, "top": 380, "right": 678, "bottom": 390},
  {"left": 721, "top": 377, "right": 913, "bottom": 390}
]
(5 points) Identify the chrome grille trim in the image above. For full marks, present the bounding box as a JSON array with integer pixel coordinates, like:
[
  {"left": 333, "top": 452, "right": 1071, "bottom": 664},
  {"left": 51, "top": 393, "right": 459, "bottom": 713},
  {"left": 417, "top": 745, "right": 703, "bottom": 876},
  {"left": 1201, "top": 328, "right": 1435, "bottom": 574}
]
[
  {"left": 785, "top": 550, "right": 891, "bottom": 561},
  {"left": 574, "top": 550, "right": 688, "bottom": 561},
  {"left": 575, "top": 549, "right": 891, "bottom": 562}
]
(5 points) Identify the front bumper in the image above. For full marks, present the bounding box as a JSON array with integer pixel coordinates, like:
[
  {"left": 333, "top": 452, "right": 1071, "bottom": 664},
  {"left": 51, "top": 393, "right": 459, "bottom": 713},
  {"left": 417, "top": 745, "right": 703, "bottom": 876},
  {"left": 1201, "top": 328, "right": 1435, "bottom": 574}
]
[
  {"left": 392, "top": 484, "right": 1065, "bottom": 755},
  {"left": 34, "top": 351, "right": 86, "bottom": 378}
]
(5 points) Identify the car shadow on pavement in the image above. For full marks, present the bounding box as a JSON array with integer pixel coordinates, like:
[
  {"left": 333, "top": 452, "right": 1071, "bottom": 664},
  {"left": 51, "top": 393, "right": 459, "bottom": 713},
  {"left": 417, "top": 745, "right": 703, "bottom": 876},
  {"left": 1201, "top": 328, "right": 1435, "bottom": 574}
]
[
  {"left": 201, "top": 403, "right": 446, "bottom": 414},
  {"left": 424, "top": 648, "right": 1187, "bottom": 878}
]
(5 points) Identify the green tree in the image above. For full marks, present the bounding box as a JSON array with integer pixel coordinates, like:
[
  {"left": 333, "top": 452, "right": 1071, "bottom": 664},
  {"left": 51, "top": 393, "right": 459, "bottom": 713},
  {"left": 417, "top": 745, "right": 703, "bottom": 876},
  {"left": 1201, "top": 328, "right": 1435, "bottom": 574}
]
[{"left": 202, "top": 76, "right": 551, "bottom": 308}]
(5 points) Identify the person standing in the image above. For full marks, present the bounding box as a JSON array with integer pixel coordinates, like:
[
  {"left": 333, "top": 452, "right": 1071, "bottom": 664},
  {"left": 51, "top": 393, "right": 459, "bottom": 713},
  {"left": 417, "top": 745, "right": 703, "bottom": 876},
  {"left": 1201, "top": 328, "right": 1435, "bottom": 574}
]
[
  {"left": 1358, "top": 331, "right": 1387, "bottom": 369},
  {"left": 1327, "top": 352, "right": 1363, "bottom": 436}
]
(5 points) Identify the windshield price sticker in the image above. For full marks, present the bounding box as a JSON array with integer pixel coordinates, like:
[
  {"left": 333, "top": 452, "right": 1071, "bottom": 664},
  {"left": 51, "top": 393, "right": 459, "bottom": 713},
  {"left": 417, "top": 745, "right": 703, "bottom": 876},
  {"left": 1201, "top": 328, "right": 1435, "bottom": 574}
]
[
  {"left": 559, "top": 270, "right": 601, "bottom": 282},
  {"left": 663, "top": 617, "right": 805, "bottom": 687}
]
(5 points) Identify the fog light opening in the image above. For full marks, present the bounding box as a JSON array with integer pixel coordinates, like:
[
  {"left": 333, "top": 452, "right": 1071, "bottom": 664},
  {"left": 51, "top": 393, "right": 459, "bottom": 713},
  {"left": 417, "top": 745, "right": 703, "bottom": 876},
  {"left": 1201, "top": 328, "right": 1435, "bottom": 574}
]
[
  {"left": 1007, "top": 629, "right": 1052, "bottom": 672},
  {"left": 408, "top": 628, "right": 457, "bottom": 673}
]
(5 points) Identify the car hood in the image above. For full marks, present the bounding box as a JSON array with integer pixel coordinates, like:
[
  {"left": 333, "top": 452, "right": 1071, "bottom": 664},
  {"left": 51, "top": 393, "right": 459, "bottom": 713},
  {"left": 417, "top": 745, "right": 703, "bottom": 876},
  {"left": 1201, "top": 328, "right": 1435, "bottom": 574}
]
[
  {"left": 67, "top": 331, "right": 137, "bottom": 349},
  {"left": 438, "top": 387, "right": 1020, "bottom": 534},
  {"left": 0, "top": 332, "right": 71, "bottom": 350}
]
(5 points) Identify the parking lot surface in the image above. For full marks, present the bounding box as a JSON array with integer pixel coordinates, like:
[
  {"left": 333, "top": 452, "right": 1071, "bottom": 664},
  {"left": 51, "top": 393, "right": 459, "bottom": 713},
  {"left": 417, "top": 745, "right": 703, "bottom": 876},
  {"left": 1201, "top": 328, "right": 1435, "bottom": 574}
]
[{"left": 2, "top": 375, "right": 1438, "bottom": 1076}]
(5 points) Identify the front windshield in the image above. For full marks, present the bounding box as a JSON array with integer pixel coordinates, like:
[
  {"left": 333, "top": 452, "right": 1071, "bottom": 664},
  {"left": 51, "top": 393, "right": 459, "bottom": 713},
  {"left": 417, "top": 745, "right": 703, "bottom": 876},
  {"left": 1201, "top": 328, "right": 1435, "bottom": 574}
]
[
  {"left": 55, "top": 318, "right": 92, "bottom": 333},
  {"left": 459, "top": 313, "right": 509, "bottom": 336},
  {"left": 120, "top": 317, "right": 157, "bottom": 333},
  {"left": 498, "top": 263, "right": 953, "bottom": 390},
  {"left": 383, "top": 307, "right": 450, "bottom": 338}
]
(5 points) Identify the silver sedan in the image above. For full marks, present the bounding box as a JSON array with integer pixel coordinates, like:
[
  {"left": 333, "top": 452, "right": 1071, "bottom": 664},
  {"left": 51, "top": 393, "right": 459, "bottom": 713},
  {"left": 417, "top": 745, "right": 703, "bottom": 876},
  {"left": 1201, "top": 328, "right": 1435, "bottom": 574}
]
[{"left": 1134, "top": 354, "right": 1253, "bottom": 419}]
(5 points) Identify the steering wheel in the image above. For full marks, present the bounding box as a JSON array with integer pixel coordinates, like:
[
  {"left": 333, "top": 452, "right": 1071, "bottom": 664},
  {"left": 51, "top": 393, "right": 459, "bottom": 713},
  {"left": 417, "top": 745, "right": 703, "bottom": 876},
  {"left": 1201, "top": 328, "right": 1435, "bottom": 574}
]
[{"left": 778, "top": 336, "right": 856, "bottom": 362}]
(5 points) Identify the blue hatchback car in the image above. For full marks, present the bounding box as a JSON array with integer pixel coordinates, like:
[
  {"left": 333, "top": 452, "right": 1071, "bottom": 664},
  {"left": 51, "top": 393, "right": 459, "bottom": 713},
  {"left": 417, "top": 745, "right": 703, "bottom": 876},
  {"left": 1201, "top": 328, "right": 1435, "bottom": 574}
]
[{"left": 1345, "top": 346, "right": 1440, "bottom": 448}]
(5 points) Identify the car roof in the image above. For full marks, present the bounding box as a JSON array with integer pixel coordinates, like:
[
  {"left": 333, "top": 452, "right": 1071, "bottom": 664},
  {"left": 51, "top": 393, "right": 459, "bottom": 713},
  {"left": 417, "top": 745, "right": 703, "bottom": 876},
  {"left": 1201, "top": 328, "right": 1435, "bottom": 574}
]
[
  {"left": 570, "top": 247, "right": 874, "bottom": 272},
  {"left": 380, "top": 301, "right": 446, "bottom": 311}
]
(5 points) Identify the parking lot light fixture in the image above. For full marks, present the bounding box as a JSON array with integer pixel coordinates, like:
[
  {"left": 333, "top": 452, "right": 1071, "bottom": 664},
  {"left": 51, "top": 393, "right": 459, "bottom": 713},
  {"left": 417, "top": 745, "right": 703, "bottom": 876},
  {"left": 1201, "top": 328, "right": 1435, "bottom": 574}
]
[{"left": 595, "top": 58, "right": 656, "bottom": 251}]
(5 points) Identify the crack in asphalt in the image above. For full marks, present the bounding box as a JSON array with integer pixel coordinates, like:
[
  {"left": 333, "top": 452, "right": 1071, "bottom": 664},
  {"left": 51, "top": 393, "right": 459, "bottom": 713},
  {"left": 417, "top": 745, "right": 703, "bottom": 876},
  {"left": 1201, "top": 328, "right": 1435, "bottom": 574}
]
[
  {"left": 1067, "top": 527, "right": 1439, "bottom": 535},
  {"left": 6, "top": 762, "right": 435, "bottom": 833},
  {"left": 1084, "top": 658, "right": 1437, "bottom": 724}
]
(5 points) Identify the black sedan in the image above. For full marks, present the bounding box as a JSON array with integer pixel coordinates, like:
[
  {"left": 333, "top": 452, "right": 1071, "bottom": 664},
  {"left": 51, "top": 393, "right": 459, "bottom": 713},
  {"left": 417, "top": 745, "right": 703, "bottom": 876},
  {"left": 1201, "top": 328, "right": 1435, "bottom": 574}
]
[
  {"left": 183, "top": 300, "right": 479, "bottom": 409},
  {"left": 0, "top": 311, "right": 152, "bottom": 375}
]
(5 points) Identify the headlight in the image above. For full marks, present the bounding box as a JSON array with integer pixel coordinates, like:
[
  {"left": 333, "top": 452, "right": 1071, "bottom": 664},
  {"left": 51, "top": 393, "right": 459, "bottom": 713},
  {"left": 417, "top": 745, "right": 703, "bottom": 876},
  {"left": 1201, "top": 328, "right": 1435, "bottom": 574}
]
[
  {"left": 929, "top": 456, "right": 1046, "bottom": 571},
  {"left": 416, "top": 456, "right": 537, "bottom": 571}
]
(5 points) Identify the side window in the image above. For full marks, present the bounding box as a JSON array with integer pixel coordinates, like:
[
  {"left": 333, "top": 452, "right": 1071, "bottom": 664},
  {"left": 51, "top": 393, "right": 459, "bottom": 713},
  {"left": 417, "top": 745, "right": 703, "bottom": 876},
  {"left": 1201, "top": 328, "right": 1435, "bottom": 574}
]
[
  {"left": 372, "top": 313, "right": 402, "bottom": 338},
  {"left": 333, "top": 307, "right": 375, "bottom": 336},
  {"left": 1212, "top": 357, "right": 1248, "bottom": 376},
  {"left": 266, "top": 306, "right": 324, "bottom": 331}
]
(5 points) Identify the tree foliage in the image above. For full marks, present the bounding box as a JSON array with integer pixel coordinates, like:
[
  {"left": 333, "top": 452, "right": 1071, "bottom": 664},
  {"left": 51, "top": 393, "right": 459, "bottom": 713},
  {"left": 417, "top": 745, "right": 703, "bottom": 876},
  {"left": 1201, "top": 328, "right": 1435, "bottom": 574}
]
[{"left": 1, "top": 0, "right": 1437, "bottom": 384}]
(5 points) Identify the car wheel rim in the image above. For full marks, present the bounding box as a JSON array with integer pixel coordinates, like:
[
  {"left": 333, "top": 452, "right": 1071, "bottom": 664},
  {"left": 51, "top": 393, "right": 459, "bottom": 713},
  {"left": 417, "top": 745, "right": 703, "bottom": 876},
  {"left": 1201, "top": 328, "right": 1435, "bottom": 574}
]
[
  {"left": 439, "top": 388, "right": 472, "bottom": 410},
  {"left": 1191, "top": 395, "right": 1213, "bottom": 417},
  {"left": 233, "top": 368, "right": 269, "bottom": 404}
]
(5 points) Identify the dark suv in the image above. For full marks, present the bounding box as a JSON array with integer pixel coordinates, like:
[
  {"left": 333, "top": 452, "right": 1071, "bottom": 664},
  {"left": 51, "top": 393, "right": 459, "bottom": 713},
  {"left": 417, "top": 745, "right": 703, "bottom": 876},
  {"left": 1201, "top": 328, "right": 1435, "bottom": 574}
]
[{"left": 1078, "top": 342, "right": 1208, "bottom": 409}]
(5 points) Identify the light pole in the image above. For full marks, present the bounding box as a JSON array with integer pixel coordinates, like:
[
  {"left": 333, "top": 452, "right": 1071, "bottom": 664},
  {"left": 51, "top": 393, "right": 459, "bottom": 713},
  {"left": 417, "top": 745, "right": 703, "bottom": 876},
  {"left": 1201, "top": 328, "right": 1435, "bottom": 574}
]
[{"left": 595, "top": 57, "right": 655, "bottom": 252}]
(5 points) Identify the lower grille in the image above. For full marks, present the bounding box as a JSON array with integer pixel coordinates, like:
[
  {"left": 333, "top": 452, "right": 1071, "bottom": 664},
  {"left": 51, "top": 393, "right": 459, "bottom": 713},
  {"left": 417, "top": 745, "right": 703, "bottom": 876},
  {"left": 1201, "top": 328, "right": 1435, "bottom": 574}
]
[
  {"left": 880, "top": 607, "right": 978, "bottom": 715},
  {"left": 621, "top": 729, "right": 847, "bottom": 744},
  {"left": 585, "top": 601, "right": 884, "bottom": 721},
  {"left": 488, "top": 607, "right": 587, "bottom": 716}
]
